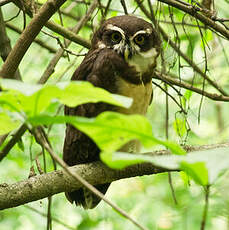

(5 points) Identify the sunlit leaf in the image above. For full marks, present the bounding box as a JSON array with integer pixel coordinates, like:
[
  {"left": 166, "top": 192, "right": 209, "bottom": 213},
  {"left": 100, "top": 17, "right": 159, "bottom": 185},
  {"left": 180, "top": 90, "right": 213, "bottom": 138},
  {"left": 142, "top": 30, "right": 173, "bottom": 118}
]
[
  {"left": 180, "top": 161, "right": 208, "bottom": 186},
  {"left": 101, "top": 147, "right": 229, "bottom": 185},
  {"left": 173, "top": 118, "right": 186, "bottom": 137},
  {"left": 0, "top": 113, "right": 21, "bottom": 135},
  {"left": 27, "top": 112, "right": 185, "bottom": 154},
  {"left": 0, "top": 79, "right": 132, "bottom": 116},
  {"left": 100, "top": 152, "right": 147, "bottom": 169}
]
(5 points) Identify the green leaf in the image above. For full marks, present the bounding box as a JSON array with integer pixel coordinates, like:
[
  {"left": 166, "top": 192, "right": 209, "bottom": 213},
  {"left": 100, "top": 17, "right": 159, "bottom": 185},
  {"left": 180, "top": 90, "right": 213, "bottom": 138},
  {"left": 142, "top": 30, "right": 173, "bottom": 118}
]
[
  {"left": 101, "top": 147, "right": 229, "bottom": 185},
  {"left": 180, "top": 161, "right": 208, "bottom": 186},
  {"left": 184, "top": 90, "right": 192, "bottom": 101},
  {"left": 17, "top": 138, "right": 25, "bottom": 152},
  {"left": 57, "top": 81, "right": 132, "bottom": 108},
  {"left": 180, "top": 171, "right": 190, "bottom": 186},
  {"left": 182, "top": 89, "right": 193, "bottom": 109},
  {"left": 100, "top": 151, "right": 148, "bottom": 169},
  {"left": 173, "top": 118, "right": 186, "bottom": 137},
  {"left": 27, "top": 112, "right": 185, "bottom": 154},
  {"left": 0, "top": 113, "right": 21, "bottom": 135},
  {"left": 101, "top": 151, "right": 180, "bottom": 170},
  {"left": 0, "top": 79, "right": 132, "bottom": 116}
]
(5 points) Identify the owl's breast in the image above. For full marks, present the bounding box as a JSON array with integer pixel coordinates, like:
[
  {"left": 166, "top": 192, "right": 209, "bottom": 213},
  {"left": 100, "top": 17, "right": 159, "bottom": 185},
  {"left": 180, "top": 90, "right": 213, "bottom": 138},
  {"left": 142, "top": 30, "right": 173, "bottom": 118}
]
[
  {"left": 115, "top": 77, "right": 152, "bottom": 153},
  {"left": 116, "top": 77, "right": 152, "bottom": 115}
]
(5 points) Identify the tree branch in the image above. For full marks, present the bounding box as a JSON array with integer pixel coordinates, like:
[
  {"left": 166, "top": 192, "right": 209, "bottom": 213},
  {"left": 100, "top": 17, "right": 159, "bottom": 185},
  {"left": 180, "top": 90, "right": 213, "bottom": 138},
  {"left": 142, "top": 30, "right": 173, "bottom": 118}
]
[
  {"left": 157, "top": 0, "right": 229, "bottom": 40},
  {"left": 9, "top": 1, "right": 91, "bottom": 49},
  {"left": 31, "top": 127, "right": 148, "bottom": 230},
  {"left": 153, "top": 71, "right": 229, "bottom": 102},
  {"left": 0, "top": 161, "right": 169, "bottom": 210},
  {"left": 0, "top": 0, "right": 66, "bottom": 79},
  {"left": 0, "top": 0, "right": 11, "bottom": 6},
  {"left": 1, "top": 142, "right": 228, "bottom": 210},
  {"left": 38, "top": 0, "right": 97, "bottom": 84},
  {"left": 0, "top": 8, "right": 21, "bottom": 80},
  {"left": 45, "top": 21, "right": 91, "bottom": 49},
  {"left": 5, "top": 23, "right": 65, "bottom": 56},
  {"left": 135, "top": 0, "right": 228, "bottom": 96},
  {"left": 0, "top": 124, "right": 27, "bottom": 162}
]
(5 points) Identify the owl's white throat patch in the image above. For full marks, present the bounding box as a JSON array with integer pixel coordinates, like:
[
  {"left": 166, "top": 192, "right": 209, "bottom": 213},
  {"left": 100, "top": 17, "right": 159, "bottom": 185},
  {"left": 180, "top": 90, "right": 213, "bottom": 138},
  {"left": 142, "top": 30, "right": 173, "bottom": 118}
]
[{"left": 128, "top": 47, "right": 158, "bottom": 73}]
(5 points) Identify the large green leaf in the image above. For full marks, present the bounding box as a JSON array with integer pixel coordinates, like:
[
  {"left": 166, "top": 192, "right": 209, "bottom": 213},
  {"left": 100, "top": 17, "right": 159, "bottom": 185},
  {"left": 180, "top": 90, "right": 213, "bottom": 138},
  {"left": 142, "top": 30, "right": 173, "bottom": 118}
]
[
  {"left": 27, "top": 112, "right": 185, "bottom": 154},
  {"left": 101, "top": 147, "right": 229, "bottom": 185},
  {"left": 0, "top": 113, "right": 20, "bottom": 135},
  {"left": 180, "top": 161, "right": 208, "bottom": 186},
  {"left": 0, "top": 79, "right": 132, "bottom": 116}
]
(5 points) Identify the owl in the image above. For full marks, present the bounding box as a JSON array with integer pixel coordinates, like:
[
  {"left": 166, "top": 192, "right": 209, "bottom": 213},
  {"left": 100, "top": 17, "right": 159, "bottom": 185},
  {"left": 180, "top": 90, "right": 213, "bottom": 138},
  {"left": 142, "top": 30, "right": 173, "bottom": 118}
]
[{"left": 63, "top": 15, "right": 161, "bottom": 209}]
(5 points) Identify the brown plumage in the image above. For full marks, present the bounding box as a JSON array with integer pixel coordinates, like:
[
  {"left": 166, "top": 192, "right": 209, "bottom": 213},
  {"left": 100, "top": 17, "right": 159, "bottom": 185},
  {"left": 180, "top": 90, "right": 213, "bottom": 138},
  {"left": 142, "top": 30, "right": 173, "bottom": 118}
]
[{"left": 63, "top": 15, "right": 160, "bottom": 209}]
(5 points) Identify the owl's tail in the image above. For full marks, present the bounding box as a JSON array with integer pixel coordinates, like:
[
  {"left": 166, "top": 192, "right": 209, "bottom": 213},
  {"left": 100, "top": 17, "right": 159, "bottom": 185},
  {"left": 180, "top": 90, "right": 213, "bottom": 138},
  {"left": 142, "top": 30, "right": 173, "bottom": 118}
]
[{"left": 65, "top": 183, "right": 110, "bottom": 209}]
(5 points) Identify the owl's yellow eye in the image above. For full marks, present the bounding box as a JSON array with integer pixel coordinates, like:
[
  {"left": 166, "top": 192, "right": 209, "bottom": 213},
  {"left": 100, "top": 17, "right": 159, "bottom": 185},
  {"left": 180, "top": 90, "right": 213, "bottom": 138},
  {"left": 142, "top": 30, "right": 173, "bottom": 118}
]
[
  {"left": 134, "top": 34, "right": 145, "bottom": 45},
  {"left": 111, "top": 32, "right": 122, "bottom": 43}
]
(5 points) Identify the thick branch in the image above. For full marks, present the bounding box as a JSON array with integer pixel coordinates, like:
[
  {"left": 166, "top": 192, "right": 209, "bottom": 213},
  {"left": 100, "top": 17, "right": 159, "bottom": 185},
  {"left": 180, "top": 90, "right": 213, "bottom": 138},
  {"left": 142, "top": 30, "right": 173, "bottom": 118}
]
[
  {"left": 0, "top": 8, "right": 21, "bottom": 79},
  {"left": 1, "top": 142, "right": 229, "bottom": 210},
  {"left": 0, "top": 161, "right": 166, "bottom": 210},
  {"left": 0, "top": 0, "right": 66, "bottom": 79}
]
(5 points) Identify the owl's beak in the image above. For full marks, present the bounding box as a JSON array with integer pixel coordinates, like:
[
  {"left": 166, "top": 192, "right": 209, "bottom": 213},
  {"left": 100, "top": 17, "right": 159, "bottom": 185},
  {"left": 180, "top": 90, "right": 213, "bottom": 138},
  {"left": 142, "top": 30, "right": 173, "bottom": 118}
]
[
  {"left": 123, "top": 43, "right": 133, "bottom": 61},
  {"left": 124, "top": 47, "right": 130, "bottom": 61}
]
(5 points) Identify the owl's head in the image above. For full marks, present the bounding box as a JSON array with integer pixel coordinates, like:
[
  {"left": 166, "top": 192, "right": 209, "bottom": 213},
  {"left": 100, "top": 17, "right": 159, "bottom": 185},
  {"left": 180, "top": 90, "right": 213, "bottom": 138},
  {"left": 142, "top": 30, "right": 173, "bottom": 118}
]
[{"left": 92, "top": 15, "right": 161, "bottom": 72}]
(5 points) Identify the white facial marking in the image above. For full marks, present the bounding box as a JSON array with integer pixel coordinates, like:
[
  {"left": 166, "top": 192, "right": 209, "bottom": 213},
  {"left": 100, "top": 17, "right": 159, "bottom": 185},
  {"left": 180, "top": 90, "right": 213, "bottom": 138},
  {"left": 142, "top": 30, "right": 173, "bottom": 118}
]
[
  {"left": 146, "top": 28, "right": 152, "bottom": 34},
  {"left": 130, "top": 29, "right": 152, "bottom": 41},
  {"left": 97, "top": 41, "right": 106, "bottom": 49},
  {"left": 106, "top": 24, "right": 125, "bottom": 38},
  {"left": 141, "top": 47, "right": 158, "bottom": 58},
  {"left": 106, "top": 24, "right": 126, "bottom": 55}
]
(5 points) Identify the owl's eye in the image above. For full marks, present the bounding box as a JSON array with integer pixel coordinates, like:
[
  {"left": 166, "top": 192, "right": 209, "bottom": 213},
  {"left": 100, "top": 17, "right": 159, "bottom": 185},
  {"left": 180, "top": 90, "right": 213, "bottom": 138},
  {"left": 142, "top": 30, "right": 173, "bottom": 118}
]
[
  {"left": 111, "top": 32, "right": 122, "bottom": 43},
  {"left": 134, "top": 34, "right": 145, "bottom": 45}
]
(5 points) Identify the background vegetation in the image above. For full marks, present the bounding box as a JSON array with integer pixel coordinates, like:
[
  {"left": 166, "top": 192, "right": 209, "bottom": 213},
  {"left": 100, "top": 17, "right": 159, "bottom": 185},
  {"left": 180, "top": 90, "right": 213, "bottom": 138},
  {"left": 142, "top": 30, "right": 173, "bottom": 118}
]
[{"left": 0, "top": 0, "right": 229, "bottom": 229}]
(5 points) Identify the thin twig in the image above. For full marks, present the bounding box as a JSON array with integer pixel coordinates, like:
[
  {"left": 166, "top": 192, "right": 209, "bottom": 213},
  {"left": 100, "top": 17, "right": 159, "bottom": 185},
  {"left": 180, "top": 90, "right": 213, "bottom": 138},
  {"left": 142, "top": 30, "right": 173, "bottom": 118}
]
[
  {"left": 200, "top": 185, "right": 210, "bottom": 230},
  {"left": 5, "top": 23, "right": 63, "bottom": 55},
  {"left": 152, "top": 80, "right": 187, "bottom": 114},
  {"left": 153, "top": 71, "right": 229, "bottom": 102},
  {"left": 159, "top": 19, "right": 206, "bottom": 28},
  {"left": 135, "top": 0, "right": 228, "bottom": 96},
  {"left": 0, "top": 124, "right": 27, "bottom": 162},
  {"left": 4, "top": 8, "right": 21, "bottom": 22},
  {"left": 157, "top": 0, "right": 229, "bottom": 40},
  {"left": 168, "top": 172, "right": 178, "bottom": 205},
  {"left": 0, "top": 0, "right": 11, "bottom": 6},
  {"left": 0, "top": 0, "right": 67, "bottom": 79},
  {"left": 24, "top": 205, "right": 76, "bottom": 230},
  {"left": 120, "top": 0, "right": 128, "bottom": 14},
  {"left": 38, "top": 0, "right": 97, "bottom": 84}
]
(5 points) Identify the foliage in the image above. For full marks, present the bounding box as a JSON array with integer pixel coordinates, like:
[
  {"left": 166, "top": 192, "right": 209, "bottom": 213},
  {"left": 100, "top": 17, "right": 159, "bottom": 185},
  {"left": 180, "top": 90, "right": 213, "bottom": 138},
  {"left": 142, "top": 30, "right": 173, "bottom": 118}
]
[{"left": 0, "top": 0, "right": 229, "bottom": 230}]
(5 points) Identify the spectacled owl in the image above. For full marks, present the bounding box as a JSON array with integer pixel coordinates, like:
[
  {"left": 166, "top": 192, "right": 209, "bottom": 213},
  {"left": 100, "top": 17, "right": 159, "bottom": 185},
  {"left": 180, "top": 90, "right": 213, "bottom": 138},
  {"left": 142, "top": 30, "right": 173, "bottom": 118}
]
[{"left": 63, "top": 15, "right": 161, "bottom": 209}]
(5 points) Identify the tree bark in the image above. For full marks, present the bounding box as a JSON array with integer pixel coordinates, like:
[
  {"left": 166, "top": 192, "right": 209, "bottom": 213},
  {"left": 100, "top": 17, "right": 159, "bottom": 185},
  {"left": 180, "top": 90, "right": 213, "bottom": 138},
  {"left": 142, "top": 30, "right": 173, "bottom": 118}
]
[
  {"left": 0, "top": 161, "right": 167, "bottom": 210},
  {"left": 0, "top": 142, "right": 228, "bottom": 210}
]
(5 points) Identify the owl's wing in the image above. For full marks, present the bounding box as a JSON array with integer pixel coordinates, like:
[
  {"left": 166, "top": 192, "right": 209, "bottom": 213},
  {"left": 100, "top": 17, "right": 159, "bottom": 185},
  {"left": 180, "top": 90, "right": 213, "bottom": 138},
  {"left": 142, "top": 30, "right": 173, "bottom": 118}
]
[
  {"left": 63, "top": 48, "right": 121, "bottom": 166},
  {"left": 63, "top": 48, "right": 123, "bottom": 209}
]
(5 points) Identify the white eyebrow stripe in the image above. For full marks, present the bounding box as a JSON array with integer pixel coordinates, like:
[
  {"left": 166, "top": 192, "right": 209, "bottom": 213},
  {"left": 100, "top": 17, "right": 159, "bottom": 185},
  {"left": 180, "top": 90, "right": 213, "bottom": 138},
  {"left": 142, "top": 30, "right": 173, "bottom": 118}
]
[
  {"left": 131, "top": 29, "right": 152, "bottom": 40},
  {"left": 106, "top": 24, "right": 125, "bottom": 38}
]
